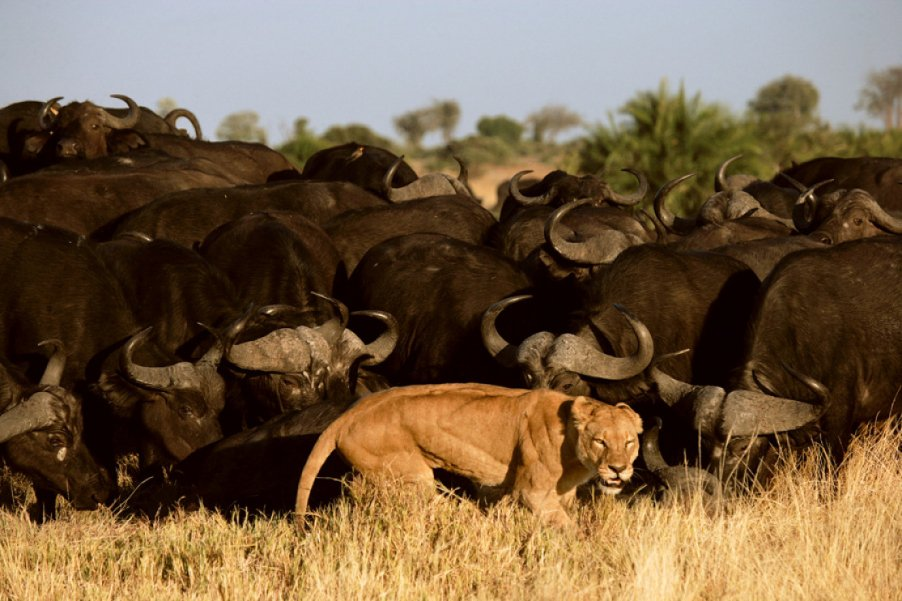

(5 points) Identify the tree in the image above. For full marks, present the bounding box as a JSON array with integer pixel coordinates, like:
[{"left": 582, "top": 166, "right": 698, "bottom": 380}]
[
  {"left": 476, "top": 115, "right": 524, "bottom": 146},
  {"left": 394, "top": 99, "right": 461, "bottom": 148},
  {"left": 394, "top": 110, "right": 428, "bottom": 149},
  {"left": 748, "top": 75, "right": 820, "bottom": 124},
  {"left": 430, "top": 99, "right": 461, "bottom": 144},
  {"left": 321, "top": 123, "right": 394, "bottom": 149},
  {"left": 856, "top": 66, "right": 902, "bottom": 129},
  {"left": 578, "top": 79, "right": 760, "bottom": 214},
  {"left": 747, "top": 75, "right": 829, "bottom": 167},
  {"left": 215, "top": 110, "right": 267, "bottom": 144},
  {"left": 156, "top": 97, "right": 179, "bottom": 116},
  {"left": 276, "top": 117, "right": 325, "bottom": 167},
  {"left": 526, "top": 105, "right": 582, "bottom": 143}
]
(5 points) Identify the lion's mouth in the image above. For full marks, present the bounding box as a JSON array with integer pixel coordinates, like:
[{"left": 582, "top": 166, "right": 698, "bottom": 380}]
[{"left": 599, "top": 475, "right": 626, "bottom": 493}]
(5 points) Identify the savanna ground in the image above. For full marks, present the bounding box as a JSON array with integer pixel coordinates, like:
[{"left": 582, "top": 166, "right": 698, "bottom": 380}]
[{"left": 0, "top": 419, "right": 899, "bottom": 600}]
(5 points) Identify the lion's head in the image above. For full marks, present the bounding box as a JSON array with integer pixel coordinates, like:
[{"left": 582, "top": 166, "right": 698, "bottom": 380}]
[{"left": 569, "top": 397, "right": 643, "bottom": 494}]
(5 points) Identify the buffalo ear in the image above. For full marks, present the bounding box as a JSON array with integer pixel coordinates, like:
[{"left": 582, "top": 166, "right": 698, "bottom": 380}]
[
  {"left": 615, "top": 402, "right": 643, "bottom": 434},
  {"left": 91, "top": 372, "right": 140, "bottom": 417}
]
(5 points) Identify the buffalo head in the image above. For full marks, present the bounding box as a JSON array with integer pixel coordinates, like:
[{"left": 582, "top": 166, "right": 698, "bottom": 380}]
[
  {"left": 1, "top": 340, "right": 113, "bottom": 514},
  {"left": 31, "top": 94, "right": 140, "bottom": 160},
  {"left": 93, "top": 327, "right": 226, "bottom": 467}
]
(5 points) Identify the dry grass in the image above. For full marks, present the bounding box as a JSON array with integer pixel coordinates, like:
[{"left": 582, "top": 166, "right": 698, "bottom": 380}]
[{"left": 1, "top": 419, "right": 899, "bottom": 600}]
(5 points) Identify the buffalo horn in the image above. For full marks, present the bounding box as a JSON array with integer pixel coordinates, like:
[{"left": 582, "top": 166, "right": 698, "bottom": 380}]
[
  {"left": 163, "top": 108, "right": 203, "bottom": 139},
  {"left": 859, "top": 193, "right": 902, "bottom": 234},
  {"left": 545, "top": 304, "right": 654, "bottom": 380},
  {"left": 37, "top": 339, "right": 68, "bottom": 387},
  {"left": 791, "top": 179, "right": 834, "bottom": 233},
  {"left": 642, "top": 423, "right": 724, "bottom": 513},
  {"left": 714, "top": 154, "right": 743, "bottom": 192},
  {"left": 606, "top": 168, "right": 649, "bottom": 206},
  {"left": 38, "top": 97, "right": 64, "bottom": 130},
  {"left": 121, "top": 327, "right": 182, "bottom": 390},
  {"left": 509, "top": 170, "right": 552, "bottom": 205},
  {"left": 544, "top": 198, "right": 640, "bottom": 264},
  {"left": 653, "top": 173, "right": 697, "bottom": 234},
  {"left": 100, "top": 94, "right": 141, "bottom": 130},
  {"left": 481, "top": 294, "right": 532, "bottom": 368},
  {"left": 382, "top": 156, "right": 405, "bottom": 199},
  {"left": 452, "top": 154, "right": 469, "bottom": 188},
  {"left": 352, "top": 310, "right": 399, "bottom": 366},
  {"left": 0, "top": 392, "right": 59, "bottom": 444}
]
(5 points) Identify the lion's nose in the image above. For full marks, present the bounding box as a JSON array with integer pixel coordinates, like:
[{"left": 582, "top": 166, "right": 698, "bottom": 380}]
[{"left": 609, "top": 464, "right": 628, "bottom": 475}]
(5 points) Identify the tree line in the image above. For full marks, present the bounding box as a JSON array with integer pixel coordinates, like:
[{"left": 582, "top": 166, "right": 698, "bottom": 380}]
[{"left": 210, "top": 66, "right": 902, "bottom": 212}]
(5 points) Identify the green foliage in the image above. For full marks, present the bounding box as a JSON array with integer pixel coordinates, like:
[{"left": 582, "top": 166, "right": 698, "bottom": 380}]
[
  {"left": 577, "top": 79, "right": 763, "bottom": 215},
  {"left": 747, "top": 75, "right": 828, "bottom": 167},
  {"left": 276, "top": 117, "right": 327, "bottom": 168},
  {"left": 476, "top": 115, "right": 524, "bottom": 146},
  {"left": 215, "top": 110, "right": 267, "bottom": 144},
  {"left": 321, "top": 123, "right": 394, "bottom": 149}
]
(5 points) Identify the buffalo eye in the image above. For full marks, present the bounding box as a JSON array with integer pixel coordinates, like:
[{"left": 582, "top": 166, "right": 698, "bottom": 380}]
[
  {"left": 47, "top": 433, "right": 68, "bottom": 449},
  {"left": 853, "top": 217, "right": 864, "bottom": 227},
  {"left": 178, "top": 405, "right": 195, "bottom": 419}
]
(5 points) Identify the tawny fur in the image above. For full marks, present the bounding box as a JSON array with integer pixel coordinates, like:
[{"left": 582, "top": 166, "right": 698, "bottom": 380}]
[{"left": 295, "top": 382, "right": 642, "bottom": 527}]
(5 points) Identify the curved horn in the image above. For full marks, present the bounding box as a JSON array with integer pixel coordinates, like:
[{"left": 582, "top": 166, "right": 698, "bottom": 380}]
[
  {"left": 715, "top": 154, "right": 743, "bottom": 192},
  {"left": 653, "top": 173, "right": 697, "bottom": 234},
  {"left": 382, "top": 156, "right": 404, "bottom": 201},
  {"left": 163, "top": 108, "right": 203, "bottom": 139},
  {"left": 481, "top": 294, "right": 533, "bottom": 368},
  {"left": 858, "top": 193, "right": 902, "bottom": 234},
  {"left": 100, "top": 94, "right": 140, "bottom": 129},
  {"left": 509, "top": 170, "right": 552, "bottom": 206},
  {"left": 452, "top": 155, "right": 469, "bottom": 188},
  {"left": 544, "top": 198, "right": 638, "bottom": 265},
  {"left": 195, "top": 322, "right": 225, "bottom": 371},
  {"left": 351, "top": 310, "right": 399, "bottom": 366},
  {"left": 120, "top": 327, "right": 177, "bottom": 390},
  {"left": 717, "top": 365, "right": 828, "bottom": 438},
  {"left": 546, "top": 304, "right": 654, "bottom": 380},
  {"left": 0, "top": 391, "right": 58, "bottom": 444},
  {"left": 643, "top": 423, "right": 724, "bottom": 512},
  {"left": 792, "top": 179, "right": 834, "bottom": 233},
  {"left": 641, "top": 422, "right": 670, "bottom": 472},
  {"left": 775, "top": 171, "right": 807, "bottom": 193},
  {"left": 311, "top": 292, "right": 349, "bottom": 329},
  {"left": 37, "top": 339, "right": 68, "bottom": 387},
  {"left": 607, "top": 168, "right": 648, "bottom": 206},
  {"left": 39, "top": 97, "right": 64, "bottom": 130}
]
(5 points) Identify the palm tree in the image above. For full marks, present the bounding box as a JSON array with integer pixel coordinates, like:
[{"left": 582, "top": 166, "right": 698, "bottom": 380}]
[{"left": 578, "top": 79, "right": 762, "bottom": 214}]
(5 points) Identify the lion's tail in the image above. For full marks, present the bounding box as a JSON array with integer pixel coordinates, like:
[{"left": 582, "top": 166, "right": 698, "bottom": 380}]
[{"left": 294, "top": 420, "right": 341, "bottom": 523}]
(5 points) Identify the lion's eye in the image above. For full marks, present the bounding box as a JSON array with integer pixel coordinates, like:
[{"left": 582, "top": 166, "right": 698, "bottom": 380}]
[
  {"left": 593, "top": 438, "right": 607, "bottom": 448},
  {"left": 625, "top": 439, "right": 635, "bottom": 448}
]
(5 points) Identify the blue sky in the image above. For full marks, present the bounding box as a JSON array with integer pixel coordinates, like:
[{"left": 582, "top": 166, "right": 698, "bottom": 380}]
[{"left": 3, "top": 1, "right": 900, "bottom": 144}]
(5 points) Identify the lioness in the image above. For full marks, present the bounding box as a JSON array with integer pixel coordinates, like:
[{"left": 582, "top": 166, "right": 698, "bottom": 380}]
[{"left": 295, "top": 382, "right": 642, "bottom": 527}]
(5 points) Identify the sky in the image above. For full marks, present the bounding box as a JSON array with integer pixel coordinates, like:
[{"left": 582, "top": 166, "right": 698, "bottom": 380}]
[{"left": 3, "top": 1, "right": 901, "bottom": 146}]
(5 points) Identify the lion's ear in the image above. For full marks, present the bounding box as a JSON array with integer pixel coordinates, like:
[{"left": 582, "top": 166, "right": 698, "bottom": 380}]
[
  {"left": 615, "top": 402, "right": 643, "bottom": 433},
  {"left": 570, "top": 396, "right": 597, "bottom": 426}
]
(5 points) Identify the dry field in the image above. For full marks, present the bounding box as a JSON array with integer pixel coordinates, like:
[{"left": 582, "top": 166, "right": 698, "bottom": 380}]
[{"left": 0, "top": 419, "right": 899, "bottom": 600}]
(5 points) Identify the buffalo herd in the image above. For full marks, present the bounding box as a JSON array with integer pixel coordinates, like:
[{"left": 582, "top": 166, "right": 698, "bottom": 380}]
[{"left": 0, "top": 95, "right": 900, "bottom": 521}]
